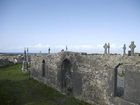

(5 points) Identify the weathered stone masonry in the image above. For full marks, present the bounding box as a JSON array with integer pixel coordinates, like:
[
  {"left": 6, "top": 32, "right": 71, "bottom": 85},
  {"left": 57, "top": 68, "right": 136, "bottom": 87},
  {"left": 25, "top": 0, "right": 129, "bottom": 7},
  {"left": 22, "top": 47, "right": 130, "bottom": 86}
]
[{"left": 30, "top": 51, "right": 140, "bottom": 105}]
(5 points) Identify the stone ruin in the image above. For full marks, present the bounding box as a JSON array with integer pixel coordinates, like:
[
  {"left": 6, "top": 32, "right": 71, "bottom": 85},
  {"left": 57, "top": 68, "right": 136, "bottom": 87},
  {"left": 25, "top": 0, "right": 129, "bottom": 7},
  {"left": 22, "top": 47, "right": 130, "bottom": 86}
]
[
  {"left": 0, "top": 54, "right": 23, "bottom": 66},
  {"left": 22, "top": 41, "right": 140, "bottom": 105}
]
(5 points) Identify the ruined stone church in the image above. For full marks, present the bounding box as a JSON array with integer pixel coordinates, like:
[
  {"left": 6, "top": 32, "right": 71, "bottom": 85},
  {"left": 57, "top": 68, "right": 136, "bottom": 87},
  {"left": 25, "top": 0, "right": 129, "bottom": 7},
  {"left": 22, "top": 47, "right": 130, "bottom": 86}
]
[{"left": 22, "top": 41, "right": 140, "bottom": 105}]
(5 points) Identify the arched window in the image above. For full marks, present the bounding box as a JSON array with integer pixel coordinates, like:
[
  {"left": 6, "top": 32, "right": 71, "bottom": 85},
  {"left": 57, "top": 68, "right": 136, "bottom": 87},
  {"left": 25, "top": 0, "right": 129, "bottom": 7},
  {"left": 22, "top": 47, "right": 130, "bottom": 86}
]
[{"left": 42, "top": 59, "right": 45, "bottom": 77}]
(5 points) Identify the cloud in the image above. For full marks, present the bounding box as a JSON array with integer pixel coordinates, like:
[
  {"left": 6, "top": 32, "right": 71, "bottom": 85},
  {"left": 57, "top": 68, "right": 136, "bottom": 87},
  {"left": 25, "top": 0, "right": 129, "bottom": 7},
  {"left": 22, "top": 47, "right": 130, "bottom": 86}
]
[
  {"left": 69, "top": 45, "right": 93, "bottom": 49},
  {"left": 53, "top": 45, "right": 66, "bottom": 49},
  {"left": 27, "top": 43, "right": 95, "bottom": 50},
  {"left": 97, "top": 44, "right": 103, "bottom": 48},
  {"left": 27, "top": 43, "right": 50, "bottom": 49}
]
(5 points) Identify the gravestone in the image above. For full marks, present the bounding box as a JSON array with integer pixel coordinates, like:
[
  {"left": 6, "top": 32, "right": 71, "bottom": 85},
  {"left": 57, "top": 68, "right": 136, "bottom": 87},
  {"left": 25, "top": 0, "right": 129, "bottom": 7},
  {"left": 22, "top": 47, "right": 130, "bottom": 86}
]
[{"left": 128, "top": 51, "right": 131, "bottom": 56}]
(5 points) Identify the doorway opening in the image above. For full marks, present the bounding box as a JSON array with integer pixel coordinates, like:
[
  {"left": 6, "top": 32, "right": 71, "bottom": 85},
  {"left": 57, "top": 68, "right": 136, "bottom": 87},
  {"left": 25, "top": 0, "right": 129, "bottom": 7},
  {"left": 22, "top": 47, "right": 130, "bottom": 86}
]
[{"left": 61, "top": 59, "right": 73, "bottom": 95}]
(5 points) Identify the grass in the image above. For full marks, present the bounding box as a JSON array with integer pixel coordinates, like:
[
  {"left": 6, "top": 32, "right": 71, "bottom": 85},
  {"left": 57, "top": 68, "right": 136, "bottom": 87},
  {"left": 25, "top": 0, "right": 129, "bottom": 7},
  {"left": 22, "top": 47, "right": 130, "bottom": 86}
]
[{"left": 0, "top": 64, "right": 90, "bottom": 105}]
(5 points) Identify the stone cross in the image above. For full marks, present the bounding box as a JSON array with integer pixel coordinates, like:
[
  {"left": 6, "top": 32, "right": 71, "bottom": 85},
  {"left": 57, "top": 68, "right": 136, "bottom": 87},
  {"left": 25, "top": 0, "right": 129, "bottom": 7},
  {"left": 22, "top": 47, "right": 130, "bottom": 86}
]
[
  {"left": 27, "top": 48, "right": 29, "bottom": 62},
  {"left": 123, "top": 44, "right": 126, "bottom": 55},
  {"left": 103, "top": 43, "right": 108, "bottom": 54},
  {"left": 107, "top": 43, "right": 110, "bottom": 54},
  {"left": 22, "top": 48, "right": 28, "bottom": 71},
  {"left": 129, "top": 41, "right": 136, "bottom": 56},
  {"left": 48, "top": 48, "right": 50, "bottom": 54},
  {"left": 24, "top": 48, "right": 27, "bottom": 61}
]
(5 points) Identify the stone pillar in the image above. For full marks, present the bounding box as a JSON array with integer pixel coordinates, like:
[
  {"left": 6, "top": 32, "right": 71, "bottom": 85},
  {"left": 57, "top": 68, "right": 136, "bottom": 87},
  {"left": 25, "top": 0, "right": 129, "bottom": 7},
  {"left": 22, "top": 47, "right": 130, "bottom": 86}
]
[
  {"left": 27, "top": 48, "right": 29, "bottom": 62},
  {"left": 103, "top": 43, "right": 108, "bottom": 54},
  {"left": 123, "top": 44, "right": 126, "bottom": 55},
  {"left": 24, "top": 48, "right": 27, "bottom": 61},
  {"left": 108, "top": 43, "right": 110, "bottom": 55},
  {"left": 66, "top": 46, "right": 68, "bottom": 51},
  {"left": 129, "top": 41, "right": 136, "bottom": 56}
]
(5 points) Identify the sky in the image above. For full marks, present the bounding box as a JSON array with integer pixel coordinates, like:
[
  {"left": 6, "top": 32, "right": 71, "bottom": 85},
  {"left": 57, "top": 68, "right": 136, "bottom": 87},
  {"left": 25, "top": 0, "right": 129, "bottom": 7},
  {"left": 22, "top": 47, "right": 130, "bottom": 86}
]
[{"left": 0, "top": 0, "right": 140, "bottom": 53}]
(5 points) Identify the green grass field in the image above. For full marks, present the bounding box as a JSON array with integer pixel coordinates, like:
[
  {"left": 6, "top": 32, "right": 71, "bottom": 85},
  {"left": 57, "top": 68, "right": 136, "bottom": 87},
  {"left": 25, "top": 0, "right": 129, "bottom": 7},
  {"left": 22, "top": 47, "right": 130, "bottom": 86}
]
[{"left": 0, "top": 64, "right": 90, "bottom": 105}]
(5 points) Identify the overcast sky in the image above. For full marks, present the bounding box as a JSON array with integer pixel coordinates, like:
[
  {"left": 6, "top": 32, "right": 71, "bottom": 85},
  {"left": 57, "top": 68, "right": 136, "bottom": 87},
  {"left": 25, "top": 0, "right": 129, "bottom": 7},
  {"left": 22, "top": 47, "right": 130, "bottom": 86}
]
[{"left": 0, "top": 0, "right": 140, "bottom": 53}]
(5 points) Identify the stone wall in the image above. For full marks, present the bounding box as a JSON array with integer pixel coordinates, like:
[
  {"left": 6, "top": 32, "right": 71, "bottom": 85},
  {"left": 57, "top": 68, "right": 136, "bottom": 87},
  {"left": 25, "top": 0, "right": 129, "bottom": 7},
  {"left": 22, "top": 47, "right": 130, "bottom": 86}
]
[
  {"left": 124, "top": 65, "right": 140, "bottom": 104},
  {"left": 30, "top": 51, "right": 140, "bottom": 105}
]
